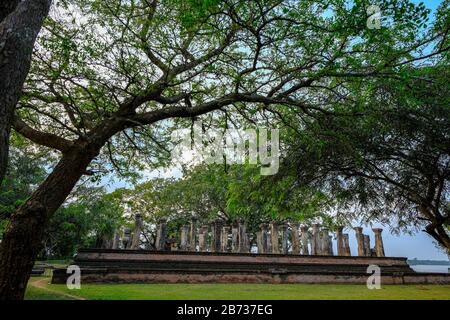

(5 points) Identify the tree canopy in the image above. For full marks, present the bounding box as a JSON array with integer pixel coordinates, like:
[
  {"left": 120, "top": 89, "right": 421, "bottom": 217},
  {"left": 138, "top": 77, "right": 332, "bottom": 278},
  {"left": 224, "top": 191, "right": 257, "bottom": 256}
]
[{"left": 277, "top": 65, "right": 450, "bottom": 250}]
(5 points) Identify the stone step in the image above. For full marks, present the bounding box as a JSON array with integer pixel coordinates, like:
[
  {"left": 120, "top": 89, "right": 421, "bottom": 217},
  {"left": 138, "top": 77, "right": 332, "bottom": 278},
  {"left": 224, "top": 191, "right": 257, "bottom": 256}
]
[{"left": 73, "top": 259, "right": 414, "bottom": 274}]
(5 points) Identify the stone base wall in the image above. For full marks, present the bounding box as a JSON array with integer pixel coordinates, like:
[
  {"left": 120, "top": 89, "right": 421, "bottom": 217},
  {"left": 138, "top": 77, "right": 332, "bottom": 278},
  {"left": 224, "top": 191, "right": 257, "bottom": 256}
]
[
  {"left": 53, "top": 270, "right": 450, "bottom": 285},
  {"left": 52, "top": 249, "right": 450, "bottom": 285}
]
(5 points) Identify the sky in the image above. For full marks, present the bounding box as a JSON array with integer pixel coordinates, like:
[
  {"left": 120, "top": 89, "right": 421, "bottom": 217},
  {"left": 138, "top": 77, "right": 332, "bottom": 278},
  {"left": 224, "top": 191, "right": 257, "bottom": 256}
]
[{"left": 100, "top": 0, "right": 449, "bottom": 261}]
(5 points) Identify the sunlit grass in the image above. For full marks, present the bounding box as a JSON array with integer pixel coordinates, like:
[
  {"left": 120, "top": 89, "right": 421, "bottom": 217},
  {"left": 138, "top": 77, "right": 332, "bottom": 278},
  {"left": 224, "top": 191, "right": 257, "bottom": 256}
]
[{"left": 25, "top": 277, "right": 450, "bottom": 300}]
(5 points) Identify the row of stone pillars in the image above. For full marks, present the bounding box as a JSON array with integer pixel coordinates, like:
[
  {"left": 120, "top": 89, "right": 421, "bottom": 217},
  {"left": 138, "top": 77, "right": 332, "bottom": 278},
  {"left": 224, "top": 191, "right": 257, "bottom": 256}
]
[
  {"left": 151, "top": 219, "right": 385, "bottom": 257},
  {"left": 176, "top": 219, "right": 250, "bottom": 253},
  {"left": 354, "top": 227, "right": 385, "bottom": 257}
]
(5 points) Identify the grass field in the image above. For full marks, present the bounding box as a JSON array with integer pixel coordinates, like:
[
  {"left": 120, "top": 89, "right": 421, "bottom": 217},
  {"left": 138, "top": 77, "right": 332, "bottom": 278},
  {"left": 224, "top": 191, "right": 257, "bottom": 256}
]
[{"left": 25, "top": 277, "right": 450, "bottom": 300}]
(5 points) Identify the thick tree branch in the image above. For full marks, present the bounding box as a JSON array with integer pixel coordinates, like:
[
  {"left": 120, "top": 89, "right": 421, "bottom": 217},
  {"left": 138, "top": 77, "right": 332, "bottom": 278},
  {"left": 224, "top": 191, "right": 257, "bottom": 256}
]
[{"left": 13, "top": 117, "right": 73, "bottom": 152}]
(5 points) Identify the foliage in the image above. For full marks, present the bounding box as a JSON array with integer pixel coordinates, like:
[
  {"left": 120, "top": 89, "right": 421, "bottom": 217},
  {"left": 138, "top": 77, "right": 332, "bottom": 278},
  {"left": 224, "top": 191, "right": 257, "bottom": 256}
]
[
  {"left": 277, "top": 65, "right": 450, "bottom": 251},
  {"left": 0, "top": 145, "right": 124, "bottom": 258},
  {"left": 42, "top": 187, "right": 124, "bottom": 258},
  {"left": 0, "top": 149, "right": 47, "bottom": 216},
  {"left": 4, "top": 0, "right": 449, "bottom": 248},
  {"left": 116, "top": 163, "right": 333, "bottom": 242},
  {"left": 0, "top": 140, "right": 48, "bottom": 238},
  {"left": 18, "top": 0, "right": 445, "bottom": 179}
]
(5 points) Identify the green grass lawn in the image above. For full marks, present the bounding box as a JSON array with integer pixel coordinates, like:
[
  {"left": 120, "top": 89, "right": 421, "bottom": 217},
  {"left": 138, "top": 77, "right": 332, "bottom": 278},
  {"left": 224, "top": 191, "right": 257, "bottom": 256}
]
[{"left": 25, "top": 277, "right": 450, "bottom": 300}]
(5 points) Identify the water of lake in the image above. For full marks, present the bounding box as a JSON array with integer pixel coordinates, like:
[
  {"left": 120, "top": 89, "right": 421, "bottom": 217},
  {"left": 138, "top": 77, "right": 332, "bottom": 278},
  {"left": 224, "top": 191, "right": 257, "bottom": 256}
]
[{"left": 410, "top": 265, "right": 450, "bottom": 273}]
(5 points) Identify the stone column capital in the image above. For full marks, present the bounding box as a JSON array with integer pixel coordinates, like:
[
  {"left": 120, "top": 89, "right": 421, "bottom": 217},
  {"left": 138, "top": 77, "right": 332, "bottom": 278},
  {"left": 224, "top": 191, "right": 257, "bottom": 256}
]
[{"left": 354, "top": 226, "right": 363, "bottom": 233}]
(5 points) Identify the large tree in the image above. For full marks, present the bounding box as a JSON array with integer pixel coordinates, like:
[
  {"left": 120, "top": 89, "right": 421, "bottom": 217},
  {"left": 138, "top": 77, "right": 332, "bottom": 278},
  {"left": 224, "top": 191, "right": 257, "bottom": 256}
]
[
  {"left": 0, "top": 0, "right": 52, "bottom": 184},
  {"left": 0, "top": 0, "right": 446, "bottom": 299}
]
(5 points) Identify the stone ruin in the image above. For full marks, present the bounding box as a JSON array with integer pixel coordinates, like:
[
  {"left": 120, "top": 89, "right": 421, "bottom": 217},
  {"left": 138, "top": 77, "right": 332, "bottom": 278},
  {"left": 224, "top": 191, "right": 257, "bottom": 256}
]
[
  {"left": 53, "top": 216, "right": 450, "bottom": 285},
  {"left": 111, "top": 215, "right": 387, "bottom": 258}
]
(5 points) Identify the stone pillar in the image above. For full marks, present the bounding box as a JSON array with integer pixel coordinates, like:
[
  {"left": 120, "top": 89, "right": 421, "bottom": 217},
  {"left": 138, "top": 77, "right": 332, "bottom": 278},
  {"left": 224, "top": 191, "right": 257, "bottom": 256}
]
[
  {"left": 320, "top": 229, "right": 330, "bottom": 255},
  {"left": 311, "top": 224, "right": 320, "bottom": 255},
  {"left": 270, "top": 222, "right": 279, "bottom": 254},
  {"left": 279, "top": 223, "right": 289, "bottom": 254},
  {"left": 180, "top": 225, "right": 189, "bottom": 251},
  {"left": 198, "top": 225, "right": 209, "bottom": 252},
  {"left": 372, "top": 228, "right": 385, "bottom": 257},
  {"left": 256, "top": 231, "right": 263, "bottom": 254},
  {"left": 130, "top": 214, "right": 143, "bottom": 249},
  {"left": 290, "top": 223, "right": 301, "bottom": 255},
  {"left": 221, "top": 226, "right": 230, "bottom": 252},
  {"left": 231, "top": 222, "right": 239, "bottom": 253},
  {"left": 211, "top": 219, "right": 223, "bottom": 252},
  {"left": 238, "top": 220, "right": 249, "bottom": 253},
  {"left": 316, "top": 230, "right": 322, "bottom": 255},
  {"left": 266, "top": 226, "right": 272, "bottom": 253},
  {"left": 112, "top": 230, "right": 121, "bottom": 249},
  {"left": 342, "top": 234, "right": 351, "bottom": 256},
  {"left": 328, "top": 235, "right": 334, "bottom": 256},
  {"left": 300, "top": 226, "right": 310, "bottom": 255},
  {"left": 189, "top": 218, "right": 197, "bottom": 252},
  {"left": 257, "top": 224, "right": 269, "bottom": 254},
  {"left": 155, "top": 218, "right": 168, "bottom": 251},
  {"left": 363, "top": 234, "right": 371, "bottom": 257},
  {"left": 123, "top": 228, "right": 132, "bottom": 249},
  {"left": 354, "top": 227, "right": 365, "bottom": 256},
  {"left": 336, "top": 226, "right": 345, "bottom": 256}
]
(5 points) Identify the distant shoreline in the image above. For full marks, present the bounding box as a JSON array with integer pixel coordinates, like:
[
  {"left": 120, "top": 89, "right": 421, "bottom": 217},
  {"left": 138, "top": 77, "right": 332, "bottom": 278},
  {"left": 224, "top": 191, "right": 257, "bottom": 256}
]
[{"left": 408, "top": 259, "right": 450, "bottom": 266}]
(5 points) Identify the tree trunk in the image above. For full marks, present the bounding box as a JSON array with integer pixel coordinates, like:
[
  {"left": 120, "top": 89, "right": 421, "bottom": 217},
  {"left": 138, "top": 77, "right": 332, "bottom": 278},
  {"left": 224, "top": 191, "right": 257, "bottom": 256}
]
[
  {"left": 418, "top": 205, "right": 450, "bottom": 255},
  {"left": 426, "top": 223, "right": 450, "bottom": 256},
  {"left": 0, "top": 0, "right": 51, "bottom": 184},
  {"left": 0, "top": 143, "right": 99, "bottom": 300},
  {"left": 0, "top": 1, "right": 20, "bottom": 22}
]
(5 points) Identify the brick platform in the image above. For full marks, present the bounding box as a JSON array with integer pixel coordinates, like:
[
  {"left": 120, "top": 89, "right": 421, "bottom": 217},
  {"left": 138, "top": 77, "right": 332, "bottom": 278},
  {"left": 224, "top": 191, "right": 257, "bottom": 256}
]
[{"left": 52, "top": 249, "right": 450, "bottom": 285}]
